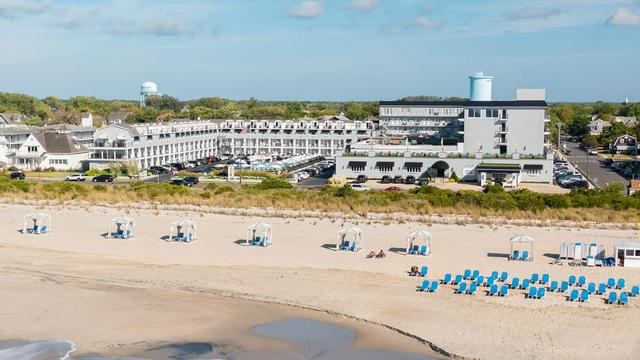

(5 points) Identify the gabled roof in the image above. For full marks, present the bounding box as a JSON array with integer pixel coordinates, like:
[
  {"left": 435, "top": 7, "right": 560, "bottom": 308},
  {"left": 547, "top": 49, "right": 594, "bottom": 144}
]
[
  {"left": 107, "top": 111, "right": 133, "bottom": 123},
  {"left": 32, "top": 131, "right": 89, "bottom": 154}
]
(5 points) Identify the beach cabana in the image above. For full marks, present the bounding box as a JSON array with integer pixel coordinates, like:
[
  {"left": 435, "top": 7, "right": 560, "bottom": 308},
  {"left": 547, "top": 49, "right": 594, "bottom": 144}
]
[
  {"left": 246, "top": 222, "right": 272, "bottom": 247},
  {"left": 509, "top": 235, "right": 534, "bottom": 261},
  {"left": 406, "top": 229, "right": 432, "bottom": 256},
  {"left": 336, "top": 225, "right": 362, "bottom": 252},
  {"left": 108, "top": 215, "right": 135, "bottom": 239},
  {"left": 614, "top": 242, "right": 640, "bottom": 268},
  {"left": 169, "top": 218, "right": 197, "bottom": 242},
  {"left": 22, "top": 212, "right": 51, "bottom": 234}
]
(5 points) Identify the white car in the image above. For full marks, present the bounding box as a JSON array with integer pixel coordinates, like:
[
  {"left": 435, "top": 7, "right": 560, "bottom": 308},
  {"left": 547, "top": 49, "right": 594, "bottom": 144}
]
[
  {"left": 350, "top": 184, "right": 370, "bottom": 191},
  {"left": 588, "top": 149, "right": 598, "bottom": 155},
  {"left": 65, "top": 174, "right": 86, "bottom": 182}
]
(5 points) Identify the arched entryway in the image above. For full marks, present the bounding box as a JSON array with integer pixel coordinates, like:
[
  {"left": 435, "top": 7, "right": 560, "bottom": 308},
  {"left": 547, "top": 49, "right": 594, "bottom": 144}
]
[{"left": 430, "top": 161, "right": 449, "bottom": 178}]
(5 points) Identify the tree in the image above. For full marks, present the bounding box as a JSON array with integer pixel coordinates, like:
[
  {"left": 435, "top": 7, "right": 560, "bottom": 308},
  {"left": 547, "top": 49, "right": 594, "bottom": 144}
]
[
  {"left": 284, "top": 102, "right": 305, "bottom": 119},
  {"left": 145, "top": 95, "right": 182, "bottom": 112},
  {"left": 582, "top": 134, "right": 598, "bottom": 149},
  {"left": 567, "top": 115, "right": 590, "bottom": 138}
]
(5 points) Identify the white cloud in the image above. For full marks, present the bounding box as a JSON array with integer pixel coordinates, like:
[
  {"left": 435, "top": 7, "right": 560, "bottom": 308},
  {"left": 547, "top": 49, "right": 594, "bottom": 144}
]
[
  {"left": 289, "top": 0, "right": 325, "bottom": 18},
  {"left": 0, "top": 0, "right": 50, "bottom": 18},
  {"left": 504, "top": 7, "right": 564, "bottom": 21},
  {"left": 606, "top": 8, "right": 640, "bottom": 27},
  {"left": 412, "top": 15, "right": 442, "bottom": 29},
  {"left": 345, "top": 0, "right": 380, "bottom": 12},
  {"left": 106, "top": 19, "right": 196, "bottom": 36}
]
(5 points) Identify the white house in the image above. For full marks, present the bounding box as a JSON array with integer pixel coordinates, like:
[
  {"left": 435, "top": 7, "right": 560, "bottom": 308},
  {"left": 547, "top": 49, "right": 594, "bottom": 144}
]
[
  {"left": 609, "top": 134, "right": 637, "bottom": 155},
  {"left": 8, "top": 131, "right": 91, "bottom": 170},
  {"left": 614, "top": 116, "right": 637, "bottom": 128},
  {"left": 588, "top": 118, "right": 611, "bottom": 135}
]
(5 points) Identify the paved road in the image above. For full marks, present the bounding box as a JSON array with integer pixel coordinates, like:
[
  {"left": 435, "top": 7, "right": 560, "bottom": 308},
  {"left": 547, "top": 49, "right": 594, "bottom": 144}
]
[
  {"left": 563, "top": 142, "right": 628, "bottom": 188},
  {"left": 296, "top": 168, "right": 333, "bottom": 188}
]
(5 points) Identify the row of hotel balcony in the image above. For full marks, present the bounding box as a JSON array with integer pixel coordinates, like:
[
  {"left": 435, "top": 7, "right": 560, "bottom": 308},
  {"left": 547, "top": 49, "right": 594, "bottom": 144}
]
[{"left": 341, "top": 151, "right": 548, "bottom": 160}]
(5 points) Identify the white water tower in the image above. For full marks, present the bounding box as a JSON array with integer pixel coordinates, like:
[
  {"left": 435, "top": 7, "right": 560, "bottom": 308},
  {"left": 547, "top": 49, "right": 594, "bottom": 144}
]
[
  {"left": 140, "top": 81, "right": 161, "bottom": 106},
  {"left": 469, "top": 71, "right": 493, "bottom": 101}
]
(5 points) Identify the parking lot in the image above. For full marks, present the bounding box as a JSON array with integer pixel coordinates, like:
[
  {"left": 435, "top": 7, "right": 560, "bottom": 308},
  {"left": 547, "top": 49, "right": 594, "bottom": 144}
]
[{"left": 563, "top": 141, "right": 633, "bottom": 189}]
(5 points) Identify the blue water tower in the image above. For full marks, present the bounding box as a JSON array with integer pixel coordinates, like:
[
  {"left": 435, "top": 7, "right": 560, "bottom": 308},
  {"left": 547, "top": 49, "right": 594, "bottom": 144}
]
[{"left": 469, "top": 71, "right": 493, "bottom": 101}]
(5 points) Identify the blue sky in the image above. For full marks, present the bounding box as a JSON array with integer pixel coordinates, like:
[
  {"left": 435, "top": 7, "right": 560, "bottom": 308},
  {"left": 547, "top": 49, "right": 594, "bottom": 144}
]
[{"left": 0, "top": 0, "right": 638, "bottom": 102}]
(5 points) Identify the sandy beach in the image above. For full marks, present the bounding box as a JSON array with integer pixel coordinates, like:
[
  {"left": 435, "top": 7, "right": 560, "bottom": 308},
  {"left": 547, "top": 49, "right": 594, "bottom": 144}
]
[{"left": 1, "top": 201, "right": 639, "bottom": 359}]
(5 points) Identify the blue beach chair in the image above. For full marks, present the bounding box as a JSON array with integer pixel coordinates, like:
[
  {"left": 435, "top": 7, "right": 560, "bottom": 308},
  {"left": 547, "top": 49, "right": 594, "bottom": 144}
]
[
  {"left": 471, "top": 270, "right": 480, "bottom": 280},
  {"left": 512, "top": 250, "right": 520, "bottom": 260},
  {"left": 541, "top": 274, "right": 549, "bottom": 285},
  {"left": 419, "top": 245, "right": 428, "bottom": 255},
  {"left": 537, "top": 287, "right": 546, "bottom": 299},
  {"left": 463, "top": 269, "right": 471, "bottom": 280},
  {"left": 453, "top": 275, "right": 463, "bottom": 285},
  {"left": 499, "top": 285, "right": 509, "bottom": 297},
  {"left": 597, "top": 283, "right": 607, "bottom": 295},
  {"left": 521, "top": 250, "right": 529, "bottom": 261},
  {"left": 587, "top": 283, "right": 596, "bottom": 294},
  {"left": 577, "top": 276, "right": 586, "bottom": 287},
  {"left": 607, "top": 278, "right": 615, "bottom": 289},
  {"left": 631, "top": 285, "right": 639, "bottom": 297},
  {"left": 617, "top": 278, "right": 626, "bottom": 289},
  {"left": 456, "top": 282, "right": 468, "bottom": 294},
  {"left": 418, "top": 280, "right": 430, "bottom": 292},
  {"left": 442, "top": 273, "right": 452, "bottom": 284},
  {"left": 410, "top": 245, "right": 419, "bottom": 254},
  {"left": 608, "top": 292, "right": 618, "bottom": 304},
  {"left": 528, "top": 286, "right": 537, "bottom": 299},
  {"left": 41, "top": 225, "right": 48, "bottom": 233},
  {"left": 569, "top": 289, "right": 579, "bottom": 301},
  {"left": 468, "top": 283, "right": 478, "bottom": 295},
  {"left": 500, "top": 272, "right": 508, "bottom": 282},
  {"left": 520, "top": 278, "right": 530, "bottom": 290},
  {"left": 488, "top": 284, "right": 498, "bottom": 296},
  {"left": 619, "top": 292, "right": 629, "bottom": 305},
  {"left": 548, "top": 281, "right": 558, "bottom": 292},
  {"left": 341, "top": 240, "right": 350, "bottom": 250},
  {"left": 568, "top": 275, "right": 576, "bottom": 286},
  {"left": 580, "top": 290, "right": 589, "bottom": 302},
  {"left": 510, "top": 277, "right": 520, "bottom": 289},
  {"left": 429, "top": 281, "right": 439, "bottom": 293},
  {"left": 420, "top": 266, "right": 428, "bottom": 277},
  {"left": 490, "top": 271, "right": 499, "bottom": 280},
  {"left": 531, "top": 273, "right": 539, "bottom": 284},
  {"left": 560, "top": 281, "right": 569, "bottom": 292},
  {"left": 486, "top": 277, "right": 495, "bottom": 288},
  {"left": 475, "top": 275, "right": 484, "bottom": 286}
]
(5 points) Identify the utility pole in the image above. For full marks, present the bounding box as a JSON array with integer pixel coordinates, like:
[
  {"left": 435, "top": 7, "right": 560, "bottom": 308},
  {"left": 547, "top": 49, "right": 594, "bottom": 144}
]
[{"left": 557, "top": 123, "right": 562, "bottom": 151}]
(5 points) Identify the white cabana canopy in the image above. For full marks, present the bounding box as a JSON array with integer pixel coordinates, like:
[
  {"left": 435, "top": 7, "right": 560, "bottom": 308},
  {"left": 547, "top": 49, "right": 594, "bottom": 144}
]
[
  {"left": 108, "top": 215, "right": 135, "bottom": 239},
  {"left": 406, "top": 229, "right": 432, "bottom": 255},
  {"left": 246, "top": 222, "right": 272, "bottom": 246},
  {"left": 22, "top": 212, "right": 51, "bottom": 234},
  {"left": 337, "top": 225, "right": 362, "bottom": 251},
  {"left": 509, "top": 234, "right": 534, "bottom": 260},
  {"left": 169, "top": 218, "right": 197, "bottom": 242}
]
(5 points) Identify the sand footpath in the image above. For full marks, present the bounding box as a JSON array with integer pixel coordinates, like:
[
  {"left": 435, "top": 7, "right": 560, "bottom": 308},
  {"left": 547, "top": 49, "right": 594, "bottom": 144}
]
[{"left": 1, "top": 202, "right": 639, "bottom": 359}]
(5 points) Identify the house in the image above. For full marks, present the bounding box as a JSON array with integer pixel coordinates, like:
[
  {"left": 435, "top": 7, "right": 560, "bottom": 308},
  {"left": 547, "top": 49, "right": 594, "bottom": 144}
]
[
  {"left": 627, "top": 179, "right": 640, "bottom": 196},
  {"left": 609, "top": 134, "right": 637, "bottom": 155},
  {"left": 7, "top": 131, "right": 91, "bottom": 170},
  {"left": 81, "top": 113, "right": 93, "bottom": 127},
  {"left": 0, "top": 113, "right": 28, "bottom": 125},
  {"left": 107, "top": 111, "right": 133, "bottom": 125},
  {"left": 614, "top": 116, "right": 637, "bottom": 128},
  {"left": 588, "top": 118, "right": 611, "bottom": 135}
]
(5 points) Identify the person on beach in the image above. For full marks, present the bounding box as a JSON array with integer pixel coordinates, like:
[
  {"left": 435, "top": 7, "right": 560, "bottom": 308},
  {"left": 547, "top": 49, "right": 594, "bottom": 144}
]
[
  {"left": 366, "top": 251, "right": 376, "bottom": 258},
  {"left": 376, "top": 250, "right": 386, "bottom": 258}
]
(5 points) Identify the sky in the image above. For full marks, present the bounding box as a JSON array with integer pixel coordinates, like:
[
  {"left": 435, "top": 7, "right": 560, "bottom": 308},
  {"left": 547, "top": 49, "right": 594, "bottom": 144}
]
[{"left": 0, "top": 0, "right": 639, "bottom": 103}]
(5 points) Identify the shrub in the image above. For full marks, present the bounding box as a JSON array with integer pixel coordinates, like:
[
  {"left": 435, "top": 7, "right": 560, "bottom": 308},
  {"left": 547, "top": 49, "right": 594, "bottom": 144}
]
[
  {"left": 93, "top": 185, "right": 107, "bottom": 192},
  {"left": 335, "top": 185, "right": 355, "bottom": 197},
  {"left": 450, "top": 171, "right": 460, "bottom": 182},
  {"left": 200, "top": 191, "right": 211, "bottom": 199},
  {"left": 85, "top": 169, "right": 109, "bottom": 176},
  {"left": 204, "top": 182, "right": 218, "bottom": 191},
  {"left": 214, "top": 185, "right": 235, "bottom": 194},
  {"left": 254, "top": 177, "right": 293, "bottom": 190}
]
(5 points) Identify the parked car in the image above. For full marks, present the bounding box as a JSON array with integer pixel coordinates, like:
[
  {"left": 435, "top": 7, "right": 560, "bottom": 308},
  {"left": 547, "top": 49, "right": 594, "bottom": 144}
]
[
  {"left": 563, "top": 179, "right": 588, "bottom": 189},
  {"left": 602, "top": 158, "right": 614, "bottom": 166},
  {"left": 10, "top": 172, "right": 25, "bottom": 180},
  {"left": 65, "top": 174, "right": 86, "bottom": 182},
  {"left": 588, "top": 148, "right": 598, "bottom": 156},
  {"left": 384, "top": 186, "right": 402, "bottom": 192},
  {"left": 405, "top": 175, "right": 416, "bottom": 184},
  {"left": 171, "top": 179, "right": 193, "bottom": 187},
  {"left": 92, "top": 174, "right": 115, "bottom": 183},
  {"left": 392, "top": 175, "right": 403, "bottom": 183},
  {"left": 563, "top": 148, "right": 572, "bottom": 155},
  {"left": 183, "top": 176, "right": 199, "bottom": 185},
  {"left": 350, "top": 184, "right": 369, "bottom": 191},
  {"left": 355, "top": 175, "right": 368, "bottom": 183},
  {"left": 417, "top": 178, "right": 429, "bottom": 186},
  {"left": 558, "top": 176, "right": 583, "bottom": 186},
  {"left": 380, "top": 175, "right": 391, "bottom": 184}
]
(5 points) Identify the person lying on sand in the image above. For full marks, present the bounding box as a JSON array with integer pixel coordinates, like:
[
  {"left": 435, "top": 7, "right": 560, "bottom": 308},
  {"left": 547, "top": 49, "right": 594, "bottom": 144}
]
[
  {"left": 366, "top": 251, "right": 376, "bottom": 258},
  {"left": 376, "top": 250, "right": 386, "bottom": 258},
  {"left": 409, "top": 266, "right": 418, "bottom": 276}
]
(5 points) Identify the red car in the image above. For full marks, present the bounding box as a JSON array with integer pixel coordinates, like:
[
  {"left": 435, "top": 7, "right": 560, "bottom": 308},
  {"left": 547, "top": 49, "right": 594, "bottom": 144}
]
[{"left": 384, "top": 186, "right": 402, "bottom": 192}]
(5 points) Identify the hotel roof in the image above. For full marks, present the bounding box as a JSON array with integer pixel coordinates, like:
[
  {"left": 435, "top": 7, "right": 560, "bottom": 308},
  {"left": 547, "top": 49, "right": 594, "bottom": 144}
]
[{"left": 379, "top": 100, "right": 548, "bottom": 107}]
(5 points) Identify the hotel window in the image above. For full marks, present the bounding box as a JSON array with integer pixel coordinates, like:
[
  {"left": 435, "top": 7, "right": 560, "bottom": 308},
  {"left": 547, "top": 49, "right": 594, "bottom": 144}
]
[
  {"left": 486, "top": 109, "right": 498, "bottom": 118},
  {"left": 404, "top": 162, "right": 423, "bottom": 173},
  {"left": 523, "top": 164, "right": 542, "bottom": 176},
  {"left": 468, "top": 109, "right": 480, "bottom": 117}
]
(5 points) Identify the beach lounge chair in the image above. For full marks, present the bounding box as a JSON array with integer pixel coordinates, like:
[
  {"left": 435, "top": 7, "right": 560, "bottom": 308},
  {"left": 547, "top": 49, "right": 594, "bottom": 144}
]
[
  {"left": 521, "top": 250, "right": 529, "bottom": 261},
  {"left": 537, "top": 287, "right": 546, "bottom": 300},
  {"left": 560, "top": 281, "right": 569, "bottom": 292},
  {"left": 608, "top": 292, "right": 618, "bottom": 304},
  {"left": 475, "top": 275, "right": 484, "bottom": 286},
  {"left": 569, "top": 289, "right": 579, "bottom": 301},
  {"left": 512, "top": 250, "right": 520, "bottom": 260},
  {"left": 456, "top": 282, "right": 468, "bottom": 294},
  {"left": 115, "top": 229, "right": 124, "bottom": 239},
  {"left": 580, "top": 289, "right": 589, "bottom": 302},
  {"left": 41, "top": 225, "right": 48, "bottom": 233},
  {"left": 500, "top": 272, "right": 508, "bottom": 282},
  {"left": 176, "top": 232, "right": 185, "bottom": 241},
  {"left": 471, "top": 270, "right": 480, "bottom": 280},
  {"left": 520, "top": 278, "right": 530, "bottom": 290},
  {"left": 429, "top": 281, "right": 439, "bottom": 293},
  {"left": 420, "top": 266, "right": 428, "bottom": 277},
  {"left": 418, "top": 280, "right": 430, "bottom": 292},
  {"left": 468, "top": 283, "right": 478, "bottom": 295},
  {"left": 510, "top": 277, "right": 520, "bottom": 289},
  {"left": 410, "top": 245, "right": 419, "bottom": 254},
  {"left": 341, "top": 240, "right": 350, "bottom": 251},
  {"left": 607, "top": 278, "right": 615, "bottom": 289},
  {"left": 528, "top": 286, "right": 537, "bottom": 299},
  {"left": 442, "top": 273, "right": 452, "bottom": 284},
  {"left": 568, "top": 275, "right": 576, "bottom": 286},
  {"left": 486, "top": 277, "right": 495, "bottom": 288},
  {"left": 463, "top": 269, "right": 471, "bottom": 280},
  {"left": 350, "top": 241, "right": 357, "bottom": 251},
  {"left": 549, "top": 281, "right": 558, "bottom": 292},
  {"left": 587, "top": 282, "right": 596, "bottom": 294},
  {"left": 597, "top": 283, "right": 607, "bottom": 295},
  {"left": 531, "top": 273, "right": 539, "bottom": 284},
  {"left": 419, "top": 245, "right": 428, "bottom": 255},
  {"left": 490, "top": 271, "right": 499, "bottom": 280},
  {"left": 631, "top": 285, "right": 639, "bottom": 297},
  {"left": 616, "top": 278, "right": 625, "bottom": 289},
  {"left": 453, "top": 275, "right": 463, "bottom": 285},
  {"left": 32, "top": 225, "right": 38, "bottom": 233},
  {"left": 488, "top": 284, "right": 498, "bottom": 296},
  {"left": 541, "top": 274, "right": 549, "bottom": 285},
  {"left": 499, "top": 285, "right": 509, "bottom": 297},
  {"left": 619, "top": 292, "right": 629, "bottom": 305},
  {"left": 577, "top": 276, "right": 586, "bottom": 287}
]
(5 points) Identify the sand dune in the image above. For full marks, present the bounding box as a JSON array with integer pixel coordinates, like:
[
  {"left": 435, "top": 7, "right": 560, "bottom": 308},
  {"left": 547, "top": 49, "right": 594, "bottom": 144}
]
[{"left": 1, "top": 202, "right": 639, "bottom": 359}]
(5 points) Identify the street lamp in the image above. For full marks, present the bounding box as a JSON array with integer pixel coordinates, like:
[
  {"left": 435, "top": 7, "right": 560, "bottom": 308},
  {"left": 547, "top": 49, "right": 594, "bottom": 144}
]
[{"left": 556, "top": 122, "right": 562, "bottom": 152}]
